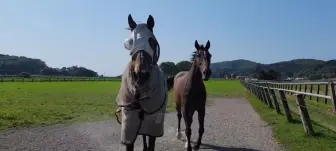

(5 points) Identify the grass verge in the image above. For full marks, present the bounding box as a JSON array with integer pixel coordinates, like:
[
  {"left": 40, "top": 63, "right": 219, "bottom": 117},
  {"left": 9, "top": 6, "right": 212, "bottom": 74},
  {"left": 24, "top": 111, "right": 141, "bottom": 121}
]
[{"left": 246, "top": 90, "right": 336, "bottom": 151}]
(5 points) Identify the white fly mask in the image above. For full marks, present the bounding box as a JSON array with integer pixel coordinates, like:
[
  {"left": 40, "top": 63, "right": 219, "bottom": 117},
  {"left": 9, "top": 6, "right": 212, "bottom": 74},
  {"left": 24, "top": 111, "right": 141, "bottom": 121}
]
[{"left": 124, "top": 23, "right": 160, "bottom": 65}]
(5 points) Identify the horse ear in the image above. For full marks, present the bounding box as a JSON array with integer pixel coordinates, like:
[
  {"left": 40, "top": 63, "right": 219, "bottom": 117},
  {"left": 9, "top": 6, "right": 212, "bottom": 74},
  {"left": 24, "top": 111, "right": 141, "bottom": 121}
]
[
  {"left": 128, "top": 14, "right": 137, "bottom": 30},
  {"left": 205, "top": 40, "right": 211, "bottom": 50},
  {"left": 147, "top": 15, "right": 155, "bottom": 30},
  {"left": 194, "top": 40, "right": 200, "bottom": 50}
]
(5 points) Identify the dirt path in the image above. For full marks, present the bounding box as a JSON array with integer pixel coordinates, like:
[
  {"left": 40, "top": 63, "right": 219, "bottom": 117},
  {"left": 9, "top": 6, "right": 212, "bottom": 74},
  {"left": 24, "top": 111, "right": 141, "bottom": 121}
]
[{"left": 0, "top": 98, "right": 284, "bottom": 151}]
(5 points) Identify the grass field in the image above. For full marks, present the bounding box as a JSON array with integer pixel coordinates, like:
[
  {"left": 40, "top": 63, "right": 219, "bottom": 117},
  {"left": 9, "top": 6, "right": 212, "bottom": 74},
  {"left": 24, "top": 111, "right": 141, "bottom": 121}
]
[
  {"left": 246, "top": 89, "right": 336, "bottom": 151},
  {"left": 0, "top": 80, "right": 243, "bottom": 130},
  {"left": 2, "top": 79, "right": 336, "bottom": 151}
]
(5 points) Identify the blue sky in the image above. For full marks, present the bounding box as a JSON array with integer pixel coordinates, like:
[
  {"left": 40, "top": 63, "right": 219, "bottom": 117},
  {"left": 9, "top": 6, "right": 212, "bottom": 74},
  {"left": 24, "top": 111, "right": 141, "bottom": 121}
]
[{"left": 1, "top": 0, "right": 335, "bottom": 76}]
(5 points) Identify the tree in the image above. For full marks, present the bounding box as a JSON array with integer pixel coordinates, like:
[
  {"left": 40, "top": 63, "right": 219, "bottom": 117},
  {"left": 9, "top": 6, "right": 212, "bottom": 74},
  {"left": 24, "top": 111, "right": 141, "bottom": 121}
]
[
  {"left": 0, "top": 54, "right": 99, "bottom": 77},
  {"left": 19, "top": 72, "right": 31, "bottom": 78},
  {"left": 254, "top": 68, "right": 280, "bottom": 80},
  {"left": 159, "top": 62, "right": 179, "bottom": 76},
  {"left": 267, "top": 69, "right": 280, "bottom": 80},
  {"left": 176, "top": 61, "right": 192, "bottom": 71}
]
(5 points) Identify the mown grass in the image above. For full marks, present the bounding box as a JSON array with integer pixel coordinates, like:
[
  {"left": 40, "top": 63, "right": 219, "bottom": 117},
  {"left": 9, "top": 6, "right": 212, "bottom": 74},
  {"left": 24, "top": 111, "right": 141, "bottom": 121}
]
[
  {"left": 0, "top": 80, "right": 243, "bottom": 130},
  {"left": 284, "top": 94, "right": 336, "bottom": 132},
  {"left": 246, "top": 89, "right": 336, "bottom": 151}
]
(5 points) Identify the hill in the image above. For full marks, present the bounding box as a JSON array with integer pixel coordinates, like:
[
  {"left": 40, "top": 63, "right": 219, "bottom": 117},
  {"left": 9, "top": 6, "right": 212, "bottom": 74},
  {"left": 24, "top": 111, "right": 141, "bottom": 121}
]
[
  {"left": 0, "top": 54, "right": 98, "bottom": 77},
  {"left": 1, "top": 53, "right": 335, "bottom": 80},
  {"left": 210, "top": 59, "right": 259, "bottom": 77},
  {"left": 295, "top": 59, "right": 336, "bottom": 80},
  {"left": 210, "top": 58, "right": 332, "bottom": 79}
]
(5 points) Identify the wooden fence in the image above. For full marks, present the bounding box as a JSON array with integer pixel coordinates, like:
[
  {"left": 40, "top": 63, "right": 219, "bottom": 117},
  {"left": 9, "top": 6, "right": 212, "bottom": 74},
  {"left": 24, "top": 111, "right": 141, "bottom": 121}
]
[{"left": 240, "top": 80, "right": 336, "bottom": 136}]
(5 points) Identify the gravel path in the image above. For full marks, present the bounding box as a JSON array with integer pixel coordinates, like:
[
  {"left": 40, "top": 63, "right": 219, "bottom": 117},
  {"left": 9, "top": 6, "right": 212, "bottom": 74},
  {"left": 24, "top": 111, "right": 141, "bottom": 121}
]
[{"left": 0, "top": 98, "right": 284, "bottom": 151}]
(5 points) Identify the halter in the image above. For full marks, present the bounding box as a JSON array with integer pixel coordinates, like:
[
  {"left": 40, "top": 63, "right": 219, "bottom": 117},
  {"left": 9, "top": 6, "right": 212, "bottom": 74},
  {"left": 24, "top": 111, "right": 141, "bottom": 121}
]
[{"left": 124, "top": 24, "right": 160, "bottom": 65}]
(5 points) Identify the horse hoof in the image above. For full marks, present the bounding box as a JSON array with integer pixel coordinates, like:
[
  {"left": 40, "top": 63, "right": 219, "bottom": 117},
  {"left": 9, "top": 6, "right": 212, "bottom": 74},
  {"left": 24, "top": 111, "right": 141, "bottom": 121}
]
[
  {"left": 176, "top": 132, "right": 182, "bottom": 139},
  {"left": 185, "top": 141, "right": 190, "bottom": 148},
  {"left": 193, "top": 145, "right": 200, "bottom": 151}
]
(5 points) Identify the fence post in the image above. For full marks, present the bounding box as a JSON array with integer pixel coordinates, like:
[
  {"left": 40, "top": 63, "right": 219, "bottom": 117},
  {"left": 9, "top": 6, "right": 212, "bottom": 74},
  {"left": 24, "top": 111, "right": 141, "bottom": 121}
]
[
  {"left": 304, "top": 84, "right": 307, "bottom": 92},
  {"left": 257, "top": 86, "right": 262, "bottom": 100},
  {"left": 309, "top": 85, "right": 313, "bottom": 100},
  {"left": 296, "top": 94, "right": 314, "bottom": 136},
  {"left": 261, "top": 88, "right": 268, "bottom": 105},
  {"left": 264, "top": 88, "right": 274, "bottom": 109},
  {"left": 269, "top": 89, "right": 281, "bottom": 114},
  {"left": 324, "top": 85, "right": 329, "bottom": 104},
  {"left": 316, "top": 85, "right": 320, "bottom": 102},
  {"left": 330, "top": 82, "right": 336, "bottom": 114},
  {"left": 279, "top": 90, "right": 293, "bottom": 123}
]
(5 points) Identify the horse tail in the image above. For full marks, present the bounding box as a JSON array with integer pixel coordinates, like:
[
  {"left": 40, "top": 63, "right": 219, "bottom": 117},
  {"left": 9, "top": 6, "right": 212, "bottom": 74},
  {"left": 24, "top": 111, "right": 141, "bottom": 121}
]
[{"left": 166, "top": 75, "right": 175, "bottom": 91}]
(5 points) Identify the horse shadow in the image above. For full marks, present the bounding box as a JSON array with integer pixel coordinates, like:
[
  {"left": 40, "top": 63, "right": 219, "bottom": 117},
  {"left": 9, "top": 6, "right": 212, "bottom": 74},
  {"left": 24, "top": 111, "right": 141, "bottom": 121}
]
[{"left": 194, "top": 142, "right": 259, "bottom": 151}]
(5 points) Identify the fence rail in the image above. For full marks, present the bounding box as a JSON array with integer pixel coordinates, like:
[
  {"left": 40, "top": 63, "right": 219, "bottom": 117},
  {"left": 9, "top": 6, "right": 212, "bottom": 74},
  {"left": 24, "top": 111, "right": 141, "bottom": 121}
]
[
  {"left": 241, "top": 80, "right": 336, "bottom": 135},
  {"left": 255, "top": 81, "right": 331, "bottom": 104}
]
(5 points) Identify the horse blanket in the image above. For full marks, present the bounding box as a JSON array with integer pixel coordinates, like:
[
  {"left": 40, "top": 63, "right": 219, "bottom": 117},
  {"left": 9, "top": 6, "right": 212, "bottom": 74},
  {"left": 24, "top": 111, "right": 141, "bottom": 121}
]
[{"left": 115, "top": 62, "right": 168, "bottom": 145}]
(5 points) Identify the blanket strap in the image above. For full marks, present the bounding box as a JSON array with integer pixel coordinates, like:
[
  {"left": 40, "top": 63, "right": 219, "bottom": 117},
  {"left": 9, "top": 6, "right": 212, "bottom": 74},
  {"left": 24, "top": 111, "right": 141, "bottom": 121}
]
[{"left": 114, "top": 80, "right": 167, "bottom": 145}]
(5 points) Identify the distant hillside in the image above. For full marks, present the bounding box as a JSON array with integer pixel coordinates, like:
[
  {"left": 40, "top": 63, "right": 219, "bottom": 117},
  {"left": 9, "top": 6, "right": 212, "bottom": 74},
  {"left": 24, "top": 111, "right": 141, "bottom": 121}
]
[
  {"left": 2, "top": 53, "right": 335, "bottom": 80},
  {"left": 210, "top": 58, "right": 330, "bottom": 79},
  {"left": 296, "top": 60, "right": 336, "bottom": 79},
  {"left": 0, "top": 54, "right": 48, "bottom": 75},
  {"left": 210, "top": 59, "right": 259, "bottom": 77},
  {"left": 0, "top": 54, "right": 98, "bottom": 77}
]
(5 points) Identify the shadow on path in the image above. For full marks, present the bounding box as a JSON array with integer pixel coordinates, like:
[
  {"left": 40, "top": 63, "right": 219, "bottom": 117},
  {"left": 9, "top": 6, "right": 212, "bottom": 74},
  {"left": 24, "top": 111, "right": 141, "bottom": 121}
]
[{"left": 200, "top": 143, "right": 259, "bottom": 151}]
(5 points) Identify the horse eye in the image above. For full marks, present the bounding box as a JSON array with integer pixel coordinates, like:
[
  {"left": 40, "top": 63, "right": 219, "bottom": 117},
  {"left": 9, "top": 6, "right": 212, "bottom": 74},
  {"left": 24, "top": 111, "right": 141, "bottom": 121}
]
[{"left": 124, "top": 38, "right": 133, "bottom": 50}]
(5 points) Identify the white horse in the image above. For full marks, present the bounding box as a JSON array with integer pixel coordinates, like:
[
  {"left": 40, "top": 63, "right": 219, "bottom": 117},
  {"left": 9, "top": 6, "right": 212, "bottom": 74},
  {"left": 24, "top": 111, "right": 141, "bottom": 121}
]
[{"left": 115, "top": 14, "right": 173, "bottom": 151}]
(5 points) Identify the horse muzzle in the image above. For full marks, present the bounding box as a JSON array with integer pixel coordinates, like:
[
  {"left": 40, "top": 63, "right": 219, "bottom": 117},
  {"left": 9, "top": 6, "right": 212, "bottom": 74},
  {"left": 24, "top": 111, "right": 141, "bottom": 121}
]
[
  {"left": 202, "top": 70, "right": 211, "bottom": 81},
  {"left": 134, "top": 70, "right": 150, "bottom": 85}
]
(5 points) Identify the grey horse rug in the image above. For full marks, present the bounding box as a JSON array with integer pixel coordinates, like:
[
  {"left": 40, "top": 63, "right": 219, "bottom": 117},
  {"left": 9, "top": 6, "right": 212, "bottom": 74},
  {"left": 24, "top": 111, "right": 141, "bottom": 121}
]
[{"left": 115, "top": 62, "right": 168, "bottom": 145}]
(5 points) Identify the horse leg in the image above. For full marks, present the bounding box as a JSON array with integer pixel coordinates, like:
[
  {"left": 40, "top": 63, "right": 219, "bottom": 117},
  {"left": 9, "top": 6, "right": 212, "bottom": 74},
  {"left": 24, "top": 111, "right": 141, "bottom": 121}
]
[
  {"left": 126, "top": 144, "right": 134, "bottom": 151},
  {"left": 142, "top": 135, "right": 148, "bottom": 151},
  {"left": 193, "top": 107, "right": 205, "bottom": 150},
  {"left": 148, "top": 136, "right": 156, "bottom": 151},
  {"left": 183, "top": 108, "right": 194, "bottom": 151},
  {"left": 176, "top": 103, "right": 182, "bottom": 139}
]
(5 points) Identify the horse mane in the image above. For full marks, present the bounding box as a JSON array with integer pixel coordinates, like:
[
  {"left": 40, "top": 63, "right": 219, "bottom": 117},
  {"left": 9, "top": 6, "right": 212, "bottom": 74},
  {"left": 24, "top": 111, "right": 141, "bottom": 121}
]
[
  {"left": 190, "top": 51, "right": 197, "bottom": 62},
  {"left": 190, "top": 45, "right": 205, "bottom": 61}
]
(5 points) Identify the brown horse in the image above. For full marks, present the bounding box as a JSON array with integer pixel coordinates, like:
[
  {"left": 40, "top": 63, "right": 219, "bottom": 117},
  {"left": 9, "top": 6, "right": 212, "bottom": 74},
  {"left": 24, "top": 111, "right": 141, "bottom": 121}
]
[
  {"left": 172, "top": 40, "right": 212, "bottom": 151},
  {"left": 117, "top": 14, "right": 174, "bottom": 151}
]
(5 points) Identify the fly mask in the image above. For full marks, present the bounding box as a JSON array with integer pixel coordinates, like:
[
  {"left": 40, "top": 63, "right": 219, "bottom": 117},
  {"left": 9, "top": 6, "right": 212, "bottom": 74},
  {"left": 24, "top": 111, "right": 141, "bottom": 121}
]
[{"left": 124, "top": 14, "right": 160, "bottom": 85}]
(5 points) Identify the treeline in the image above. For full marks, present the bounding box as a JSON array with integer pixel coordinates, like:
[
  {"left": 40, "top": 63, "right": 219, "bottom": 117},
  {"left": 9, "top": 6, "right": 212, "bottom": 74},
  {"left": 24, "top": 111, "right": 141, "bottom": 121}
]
[
  {"left": 0, "top": 54, "right": 98, "bottom": 77},
  {"left": 296, "top": 60, "right": 336, "bottom": 80},
  {"left": 250, "top": 67, "right": 281, "bottom": 80},
  {"left": 211, "top": 59, "right": 336, "bottom": 80},
  {"left": 159, "top": 61, "right": 192, "bottom": 76}
]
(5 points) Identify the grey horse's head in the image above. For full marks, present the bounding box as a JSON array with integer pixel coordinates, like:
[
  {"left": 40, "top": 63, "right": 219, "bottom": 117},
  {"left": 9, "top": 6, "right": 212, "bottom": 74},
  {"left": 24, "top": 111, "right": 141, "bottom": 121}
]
[{"left": 124, "top": 14, "right": 160, "bottom": 86}]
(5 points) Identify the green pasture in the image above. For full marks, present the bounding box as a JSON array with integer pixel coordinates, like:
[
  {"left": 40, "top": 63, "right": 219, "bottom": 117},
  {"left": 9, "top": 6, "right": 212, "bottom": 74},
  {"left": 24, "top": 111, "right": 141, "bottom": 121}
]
[
  {"left": 246, "top": 87, "right": 336, "bottom": 151},
  {"left": 2, "top": 79, "right": 336, "bottom": 151},
  {"left": 0, "top": 80, "right": 244, "bottom": 130}
]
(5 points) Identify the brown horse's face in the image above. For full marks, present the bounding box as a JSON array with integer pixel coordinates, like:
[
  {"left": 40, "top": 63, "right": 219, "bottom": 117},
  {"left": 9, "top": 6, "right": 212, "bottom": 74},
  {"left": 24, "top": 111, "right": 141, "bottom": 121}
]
[
  {"left": 194, "top": 40, "right": 212, "bottom": 81},
  {"left": 124, "top": 14, "right": 158, "bottom": 85}
]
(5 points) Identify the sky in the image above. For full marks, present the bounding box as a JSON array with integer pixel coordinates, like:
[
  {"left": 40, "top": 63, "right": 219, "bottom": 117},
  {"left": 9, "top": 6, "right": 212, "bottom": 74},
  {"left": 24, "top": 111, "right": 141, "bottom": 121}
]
[{"left": 1, "top": 0, "right": 336, "bottom": 76}]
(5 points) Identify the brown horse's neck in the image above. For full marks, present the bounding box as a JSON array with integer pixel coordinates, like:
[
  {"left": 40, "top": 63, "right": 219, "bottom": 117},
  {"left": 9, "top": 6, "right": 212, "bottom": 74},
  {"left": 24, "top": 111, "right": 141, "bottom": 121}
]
[{"left": 186, "top": 60, "right": 203, "bottom": 88}]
